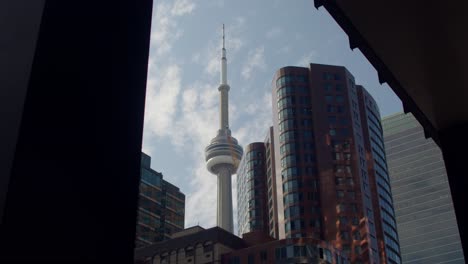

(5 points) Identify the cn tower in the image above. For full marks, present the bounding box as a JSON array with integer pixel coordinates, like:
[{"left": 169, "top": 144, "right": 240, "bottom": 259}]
[{"left": 205, "top": 25, "right": 243, "bottom": 233}]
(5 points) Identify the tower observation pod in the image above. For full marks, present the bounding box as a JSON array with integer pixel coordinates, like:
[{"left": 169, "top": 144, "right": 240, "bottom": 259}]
[{"left": 204, "top": 25, "right": 243, "bottom": 234}]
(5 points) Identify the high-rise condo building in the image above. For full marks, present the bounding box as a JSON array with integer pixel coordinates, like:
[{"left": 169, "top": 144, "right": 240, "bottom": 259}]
[
  {"left": 237, "top": 127, "right": 279, "bottom": 238},
  {"left": 382, "top": 113, "right": 464, "bottom": 263},
  {"left": 237, "top": 63, "right": 401, "bottom": 264},
  {"left": 205, "top": 25, "right": 243, "bottom": 233},
  {"left": 271, "top": 64, "right": 401, "bottom": 263},
  {"left": 135, "top": 152, "right": 185, "bottom": 248}
]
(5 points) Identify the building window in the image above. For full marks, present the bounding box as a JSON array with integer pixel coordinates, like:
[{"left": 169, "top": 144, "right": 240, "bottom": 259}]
[
  {"left": 279, "top": 119, "right": 296, "bottom": 132},
  {"left": 341, "top": 128, "right": 350, "bottom": 137},
  {"left": 340, "top": 231, "right": 350, "bottom": 240},
  {"left": 203, "top": 241, "right": 213, "bottom": 252},
  {"left": 304, "top": 142, "right": 314, "bottom": 150},
  {"left": 298, "top": 96, "right": 311, "bottom": 105},
  {"left": 334, "top": 73, "right": 341, "bottom": 80},
  {"left": 323, "top": 72, "right": 334, "bottom": 80},
  {"left": 304, "top": 154, "right": 314, "bottom": 163},
  {"left": 336, "top": 95, "right": 345, "bottom": 103},
  {"left": 339, "top": 117, "right": 348, "bottom": 125},
  {"left": 248, "top": 254, "right": 254, "bottom": 264},
  {"left": 307, "top": 191, "right": 318, "bottom": 201},
  {"left": 327, "top": 105, "right": 335, "bottom": 112},
  {"left": 231, "top": 256, "right": 240, "bottom": 264},
  {"left": 344, "top": 165, "right": 352, "bottom": 173},
  {"left": 334, "top": 165, "right": 344, "bottom": 173},
  {"left": 335, "top": 177, "right": 345, "bottom": 185},
  {"left": 353, "top": 231, "right": 361, "bottom": 240},
  {"left": 296, "top": 75, "right": 308, "bottom": 83},
  {"left": 276, "top": 75, "right": 294, "bottom": 88},
  {"left": 280, "top": 142, "right": 296, "bottom": 155},
  {"left": 344, "top": 153, "right": 351, "bottom": 160},
  {"left": 284, "top": 205, "right": 302, "bottom": 219},
  {"left": 278, "top": 108, "right": 295, "bottom": 120},
  {"left": 339, "top": 216, "right": 348, "bottom": 225},
  {"left": 343, "top": 141, "right": 351, "bottom": 149},
  {"left": 302, "top": 119, "right": 313, "bottom": 127},
  {"left": 302, "top": 107, "right": 312, "bottom": 115},
  {"left": 337, "top": 190, "right": 345, "bottom": 198},
  {"left": 342, "top": 245, "right": 351, "bottom": 256},
  {"left": 283, "top": 180, "right": 300, "bottom": 193},
  {"left": 331, "top": 140, "right": 341, "bottom": 150},
  {"left": 336, "top": 84, "right": 343, "bottom": 91},
  {"left": 284, "top": 192, "right": 302, "bottom": 206},
  {"left": 309, "top": 218, "right": 320, "bottom": 228},
  {"left": 185, "top": 247, "right": 194, "bottom": 257},
  {"left": 325, "top": 95, "right": 333, "bottom": 103},
  {"left": 355, "top": 246, "right": 362, "bottom": 255},
  {"left": 282, "top": 167, "right": 298, "bottom": 179},
  {"left": 303, "top": 131, "right": 313, "bottom": 139},
  {"left": 332, "top": 152, "right": 341, "bottom": 160},
  {"left": 353, "top": 111, "right": 360, "bottom": 120},
  {"left": 279, "top": 130, "right": 295, "bottom": 143},
  {"left": 277, "top": 96, "right": 295, "bottom": 109},
  {"left": 328, "top": 116, "right": 337, "bottom": 124},
  {"left": 260, "top": 251, "right": 267, "bottom": 261},
  {"left": 329, "top": 129, "right": 337, "bottom": 136},
  {"left": 281, "top": 154, "right": 297, "bottom": 168},
  {"left": 324, "top": 83, "right": 333, "bottom": 91},
  {"left": 336, "top": 203, "right": 345, "bottom": 213},
  {"left": 277, "top": 86, "right": 294, "bottom": 97}
]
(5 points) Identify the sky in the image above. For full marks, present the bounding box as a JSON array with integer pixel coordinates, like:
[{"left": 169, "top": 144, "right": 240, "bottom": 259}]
[{"left": 142, "top": 0, "right": 403, "bottom": 234}]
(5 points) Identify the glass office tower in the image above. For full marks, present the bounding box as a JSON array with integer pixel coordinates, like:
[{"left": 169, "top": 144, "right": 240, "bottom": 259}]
[
  {"left": 135, "top": 153, "right": 185, "bottom": 248},
  {"left": 382, "top": 113, "right": 464, "bottom": 263}
]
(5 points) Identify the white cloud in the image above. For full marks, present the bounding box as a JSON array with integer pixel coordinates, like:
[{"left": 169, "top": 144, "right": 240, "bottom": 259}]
[
  {"left": 205, "top": 48, "right": 220, "bottom": 77},
  {"left": 171, "top": 0, "right": 196, "bottom": 15},
  {"left": 144, "top": 65, "right": 182, "bottom": 138},
  {"left": 266, "top": 27, "right": 282, "bottom": 39},
  {"left": 185, "top": 162, "right": 217, "bottom": 228},
  {"left": 207, "top": 0, "right": 225, "bottom": 7},
  {"left": 233, "top": 92, "right": 272, "bottom": 145},
  {"left": 191, "top": 52, "right": 201, "bottom": 64},
  {"left": 296, "top": 51, "right": 317, "bottom": 67},
  {"left": 150, "top": 0, "right": 196, "bottom": 57},
  {"left": 241, "top": 46, "right": 266, "bottom": 80},
  {"left": 277, "top": 45, "right": 291, "bottom": 54},
  {"left": 144, "top": 77, "right": 220, "bottom": 228}
]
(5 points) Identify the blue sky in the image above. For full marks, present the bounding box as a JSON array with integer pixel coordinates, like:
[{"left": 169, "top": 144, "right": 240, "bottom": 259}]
[{"left": 142, "top": 0, "right": 402, "bottom": 233}]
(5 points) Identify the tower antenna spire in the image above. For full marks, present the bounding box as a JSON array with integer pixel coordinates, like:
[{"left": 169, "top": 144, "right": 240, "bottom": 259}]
[
  {"left": 222, "top": 24, "right": 225, "bottom": 49},
  {"left": 220, "top": 24, "right": 227, "bottom": 86}
]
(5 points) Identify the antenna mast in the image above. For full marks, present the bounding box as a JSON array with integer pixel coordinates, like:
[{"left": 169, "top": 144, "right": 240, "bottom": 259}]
[{"left": 222, "top": 24, "right": 225, "bottom": 49}]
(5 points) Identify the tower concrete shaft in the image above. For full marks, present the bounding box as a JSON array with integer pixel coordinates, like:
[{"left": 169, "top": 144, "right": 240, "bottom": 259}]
[
  {"left": 217, "top": 166, "right": 233, "bottom": 232},
  {"left": 204, "top": 25, "right": 242, "bottom": 234}
]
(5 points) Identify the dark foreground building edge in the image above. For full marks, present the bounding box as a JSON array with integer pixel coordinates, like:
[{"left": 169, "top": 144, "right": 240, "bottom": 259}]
[{"left": 0, "top": 1, "right": 153, "bottom": 263}]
